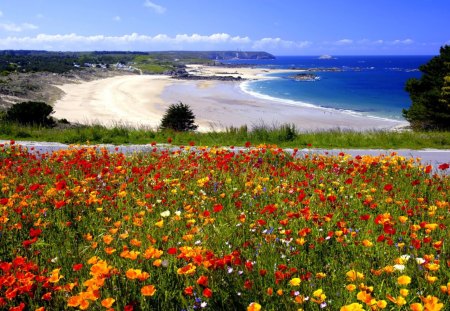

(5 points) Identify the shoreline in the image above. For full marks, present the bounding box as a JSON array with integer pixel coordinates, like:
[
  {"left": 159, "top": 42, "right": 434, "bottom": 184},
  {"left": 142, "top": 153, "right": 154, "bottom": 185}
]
[{"left": 52, "top": 65, "right": 408, "bottom": 132}]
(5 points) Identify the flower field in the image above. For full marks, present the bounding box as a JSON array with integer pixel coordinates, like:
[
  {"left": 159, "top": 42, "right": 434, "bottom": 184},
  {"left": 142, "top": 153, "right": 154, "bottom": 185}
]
[{"left": 0, "top": 141, "right": 448, "bottom": 311}]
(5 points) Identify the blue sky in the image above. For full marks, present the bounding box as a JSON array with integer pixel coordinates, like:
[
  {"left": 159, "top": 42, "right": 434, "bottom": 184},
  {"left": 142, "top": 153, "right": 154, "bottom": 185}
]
[{"left": 0, "top": 0, "right": 448, "bottom": 55}]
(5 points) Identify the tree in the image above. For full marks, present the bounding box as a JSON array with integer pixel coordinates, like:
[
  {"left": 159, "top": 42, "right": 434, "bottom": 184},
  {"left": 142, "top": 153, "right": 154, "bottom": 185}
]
[
  {"left": 402, "top": 45, "right": 450, "bottom": 130},
  {"left": 4, "top": 101, "right": 55, "bottom": 126},
  {"left": 160, "top": 102, "right": 198, "bottom": 131}
]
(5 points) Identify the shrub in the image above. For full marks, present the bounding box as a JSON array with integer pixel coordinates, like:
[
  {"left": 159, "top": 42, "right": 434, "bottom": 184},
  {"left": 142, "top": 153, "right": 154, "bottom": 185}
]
[
  {"left": 4, "top": 101, "right": 55, "bottom": 126},
  {"left": 160, "top": 102, "right": 198, "bottom": 132}
]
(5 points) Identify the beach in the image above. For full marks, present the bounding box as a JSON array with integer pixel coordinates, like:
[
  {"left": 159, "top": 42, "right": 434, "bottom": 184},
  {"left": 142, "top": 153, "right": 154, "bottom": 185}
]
[{"left": 53, "top": 66, "right": 407, "bottom": 131}]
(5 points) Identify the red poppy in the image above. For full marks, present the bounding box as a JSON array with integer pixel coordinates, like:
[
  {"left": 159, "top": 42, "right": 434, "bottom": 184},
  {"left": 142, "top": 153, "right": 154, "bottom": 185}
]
[
  {"left": 438, "top": 163, "right": 449, "bottom": 170},
  {"left": 197, "top": 275, "right": 208, "bottom": 287},
  {"left": 202, "top": 288, "right": 213, "bottom": 298},
  {"left": 213, "top": 204, "right": 223, "bottom": 213},
  {"left": 167, "top": 247, "right": 177, "bottom": 255},
  {"left": 72, "top": 263, "right": 83, "bottom": 271}
]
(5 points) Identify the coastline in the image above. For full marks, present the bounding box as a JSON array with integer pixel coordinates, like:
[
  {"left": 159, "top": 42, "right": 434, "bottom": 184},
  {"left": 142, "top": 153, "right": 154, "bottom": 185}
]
[{"left": 52, "top": 65, "right": 408, "bottom": 132}]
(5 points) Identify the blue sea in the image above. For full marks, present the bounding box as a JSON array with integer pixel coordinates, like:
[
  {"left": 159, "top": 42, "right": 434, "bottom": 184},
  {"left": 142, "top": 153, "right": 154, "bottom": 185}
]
[{"left": 223, "top": 56, "right": 433, "bottom": 120}]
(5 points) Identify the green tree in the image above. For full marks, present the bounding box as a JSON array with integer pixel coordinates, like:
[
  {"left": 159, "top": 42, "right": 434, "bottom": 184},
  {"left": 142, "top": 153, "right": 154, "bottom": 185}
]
[
  {"left": 160, "top": 102, "right": 198, "bottom": 131},
  {"left": 4, "top": 101, "right": 55, "bottom": 126},
  {"left": 402, "top": 45, "right": 450, "bottom": 130}
]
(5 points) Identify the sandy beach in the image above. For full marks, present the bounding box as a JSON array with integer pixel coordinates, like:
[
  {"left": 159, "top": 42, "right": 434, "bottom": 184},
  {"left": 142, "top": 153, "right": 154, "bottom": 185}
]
[{"left": 53, "top": 66, "right": 407, "bottom": 131}]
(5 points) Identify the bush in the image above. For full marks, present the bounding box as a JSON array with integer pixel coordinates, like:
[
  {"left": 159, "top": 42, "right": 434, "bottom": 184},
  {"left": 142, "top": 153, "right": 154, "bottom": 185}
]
[
  {"left": 160, "top": 102, "right": 198, "bottom": 132},
  {"left": 4, "top": 101, "right": 55, "bottom": 126},
  {"left": 403, "top": 45, "right": 450, "bottom": 130}
]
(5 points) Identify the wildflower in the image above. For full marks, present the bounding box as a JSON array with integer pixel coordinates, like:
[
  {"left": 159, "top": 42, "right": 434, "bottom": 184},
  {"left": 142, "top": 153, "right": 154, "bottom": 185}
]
[
  {"left": 340, "top": 303, "right": 365, "bottom": 311},
  {"left": 177, "top": 263, "right": 197, "bottom": 275},
  {"left": 362, "top": 239, "right": 373, "bottom": 247},
  {"left": 155, "top": 219, "right": 164, "bottom": 228},
  {"left": 101, "top": 298, "right": 115, "bottom": 308},
  {"left": 421, "top": 295, "right": 444, "bottom": 311},
  {"left": 386, "top": 294, "right": 406, "bottom": 307},
  {"left": 377, "top": 300, "right": 387, "bottom": 309},
  {"left": 48, "top": 268, "right": 63, "bottom": 283},
  {"left": 141, "top": 285, "right": 156, "bottom": 297},
  {"left": 440, "top": 282, "right": 450, "bottom": 295},
  {"left": 397, "top": 275, "right": 411, "bottom": 286},
  {"left": 425, "top": 274, "right": 438, "bottom": 283},
  {"left": 400, "top": 288, "right": 409, "bottom": 297},
  {"left": 197, "top": 275, "right": 208, "bottom": 287},
  {"left": 424, "top": 263, "right": 440, "bottom": 271},
  {"left": 289, "top": 277, "right": 301, "bottom": 286},
  {"left": 247, "top": 302, "right": 261, "bottom": 311},
  {"left": 356, "top": 290, "right": 372, "bottom": 304},
  {"left": 312, "top": 289, "right": 326, "bottom": 304},
  {"left": 346, "top": 284, "right": 357, "bottom": 292},
  {"left": 72, "top": 263, "right": 83, "bottom": 271},
  {"left": 184, "top": 286, "right": 194, "bottom": 296},
  {"left": 202, "top": 288, "right": 213, "bottom": 298},
  {"left": 410, "top": 303, "right": 424, "bottom": 311},
  {"left": 393, "top": 264, "right": 405, "bottom": 271},
  {"left": 160, "top": 210, "right": 170, "bottom": 218},
  {"left": 416, "top": 257, "right": 426, "bottom": 265},
  {"left": 316, "top": 272, "right": 326, "bottom": 279},
  {"left": 126, "top": 268, "right": 142, "bottom": 280},
  {"left": 346, "top": 270, "right": 364, "bottom": 282}
]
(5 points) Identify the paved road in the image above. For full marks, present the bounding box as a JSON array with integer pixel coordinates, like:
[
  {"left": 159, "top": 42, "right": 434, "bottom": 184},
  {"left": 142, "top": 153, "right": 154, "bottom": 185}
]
[{"left": 1, "top": 140, "right": 449, "bottom": 173}]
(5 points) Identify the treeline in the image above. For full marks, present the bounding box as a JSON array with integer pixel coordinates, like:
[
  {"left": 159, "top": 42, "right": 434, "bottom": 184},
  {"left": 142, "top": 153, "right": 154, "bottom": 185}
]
[
  {"left": 0, "top": 50, "right": 276, "bottom": 75},
  {"left": 0, "top": 51, "right": 147, "bottom": 75}
]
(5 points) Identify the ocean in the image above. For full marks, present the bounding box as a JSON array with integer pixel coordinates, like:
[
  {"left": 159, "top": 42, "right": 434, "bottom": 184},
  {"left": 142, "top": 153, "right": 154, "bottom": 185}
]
[{"left": 223, "top": 56, "right": 433, "bottom": 120}]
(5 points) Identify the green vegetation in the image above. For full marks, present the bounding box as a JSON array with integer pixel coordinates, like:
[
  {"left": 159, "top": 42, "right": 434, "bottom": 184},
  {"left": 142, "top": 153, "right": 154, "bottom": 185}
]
[
  {"left": 403, "top": 45, "right": 450, "bottom": 130},
  {"left": 3, "top": 101, "right": 55, "bottom": 127},
  {"left": 1, "top": 122, "right": 450, "bottom": 149},
  {"left": 160, "top": 102, "right": 198, "bottom": 132},
  {"left": 0, "top": 50, "right": 274, "bottom": 76},
  {"left": 132, "top": 55, "right": 175, "bottom": 74}
]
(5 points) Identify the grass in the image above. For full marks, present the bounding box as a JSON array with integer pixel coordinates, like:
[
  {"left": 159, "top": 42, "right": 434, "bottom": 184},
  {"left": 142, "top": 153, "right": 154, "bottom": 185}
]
[
  {"left": 0, "top": 142, "right": 448, "bottom": 310},
  {"left": 1, "top": 121, "right": 450, "bottom": 149},
  {"left": 132, "top": 55, "right": 175, "bottom": 74}
]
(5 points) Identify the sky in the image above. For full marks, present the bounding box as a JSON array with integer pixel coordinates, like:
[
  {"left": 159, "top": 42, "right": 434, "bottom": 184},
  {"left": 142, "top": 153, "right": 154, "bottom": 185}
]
[{"left": 0, "top": 0, "right": 449, "bottom": 55}]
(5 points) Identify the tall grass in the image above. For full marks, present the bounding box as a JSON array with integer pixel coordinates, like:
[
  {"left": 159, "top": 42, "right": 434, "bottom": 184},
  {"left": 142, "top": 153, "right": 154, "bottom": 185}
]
[{"left": 1, "top": 121, "right": 450, "bottom": 149}]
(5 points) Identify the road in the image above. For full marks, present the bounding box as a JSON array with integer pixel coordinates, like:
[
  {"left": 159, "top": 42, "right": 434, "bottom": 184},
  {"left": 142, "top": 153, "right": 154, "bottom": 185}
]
[{"left": 1, "top": 140, "right": 449, "bottom": 174}]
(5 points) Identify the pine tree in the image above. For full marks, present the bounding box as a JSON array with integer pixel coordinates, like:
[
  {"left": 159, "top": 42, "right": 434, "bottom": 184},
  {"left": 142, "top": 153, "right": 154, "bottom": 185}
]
[
  {"left": 160, "top": 102, "right": 198, "bottom": 131},
  {"left": 402, "top": 45, "right": 450, "bottom": 130}
]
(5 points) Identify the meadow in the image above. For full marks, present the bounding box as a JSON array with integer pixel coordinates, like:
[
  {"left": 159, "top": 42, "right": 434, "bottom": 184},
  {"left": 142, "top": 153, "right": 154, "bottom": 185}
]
[
  {"left": 0, "top": 140, "right": 448, "bottom": 310},
  {"left": 1, "top": 121, "right": 450, "bottom": 149}
]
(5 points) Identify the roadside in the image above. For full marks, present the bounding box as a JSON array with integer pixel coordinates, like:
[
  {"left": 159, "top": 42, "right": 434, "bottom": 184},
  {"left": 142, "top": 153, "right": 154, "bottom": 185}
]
[{"left": 1, "top": 140, "right": 448, "bottom": 174}]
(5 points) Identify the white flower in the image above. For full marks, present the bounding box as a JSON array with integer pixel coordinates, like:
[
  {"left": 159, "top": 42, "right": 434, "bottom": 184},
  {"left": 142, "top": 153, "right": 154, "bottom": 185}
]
[
  {"left": 400, "top": 254, "right": 411, "bottom": 261},
  {"left": 393, "top": 264, "right": 405, "bottom": 271},
  {"left": 416, "top": 257, "right": 426, "bottom": 265},
  {"left": 160, "top": 210, "right": 170, "bottom": 218},
  {"left": 51, "top": 257, "right": 58, "bottom": 263},
  {"left": 175, "top": 210, "right": 181, "bottom": 216}
]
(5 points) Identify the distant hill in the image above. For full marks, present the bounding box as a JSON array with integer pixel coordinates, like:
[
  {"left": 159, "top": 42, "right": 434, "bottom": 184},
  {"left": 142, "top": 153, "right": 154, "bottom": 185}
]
[{"left": 0, "top": 50, "right": 275, "bottom": 75}]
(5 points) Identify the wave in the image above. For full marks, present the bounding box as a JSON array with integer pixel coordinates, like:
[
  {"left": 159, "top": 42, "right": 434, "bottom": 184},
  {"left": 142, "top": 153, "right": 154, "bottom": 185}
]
[{"left": 239, "top": 80, "right": 404, "bottom": 124}]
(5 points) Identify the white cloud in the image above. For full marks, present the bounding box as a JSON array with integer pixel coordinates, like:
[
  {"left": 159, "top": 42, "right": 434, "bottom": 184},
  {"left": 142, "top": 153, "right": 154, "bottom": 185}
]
[
  {"left": 0, "top": 22, "right": 38, "bottom": 32},
  {"left": 143, "top": 1, "right": 166, "bottom": 14},
  {"left": 0, "top": 32, "right": 306, "bottom": 52},
  {"left": 335, "top": 39, "right": 353, "bottom": 45},
  {"left": 391, "top": 39, "right": 414, "bottom": 45},
  {"left": 253, "top": 37, "right": 310, "bottom": 50},
  {"left": 113, "top": 16, "right": 121, "bottom": 22}
]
